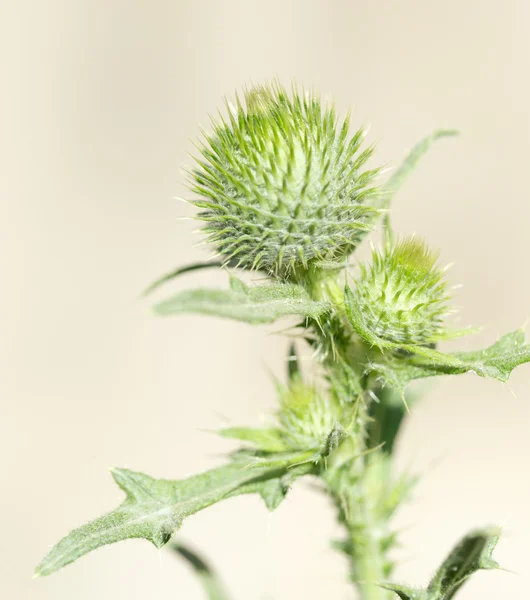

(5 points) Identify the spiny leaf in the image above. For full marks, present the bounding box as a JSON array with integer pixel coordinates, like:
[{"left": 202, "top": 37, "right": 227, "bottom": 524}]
[
  {"left": 452, "top": 329, "right": 530, "bottom": 381},
  {"left": 35, "top": 452, "right": 313, "bottom": 577},
  {"left": 380, "top": 583, "right": 428, "bottom": 600},
  {"left": 237, "top": 461, "right": 315, "bottom": 510},
  {"left": 219, "top": 426, "right": 287, "bottom": 453},
  {"left": 382, "top": 528, "right": 500, "bottom": 600},
  {"left": 143, "top": 261, "right": 224, "bottom": 296},
  {"left": 426, "top": 527, "right": 500, "bottom": 599},
  {"left": 369, "top": 330, "right": 530, "bottom": 395},
  {"left": 242, "top": 449, "right": 319, "bottom": 470},
  {"left": 367, "top": 359, "right": 424, "bottom": 397},
  {"left": 381, "top": 130, "right": 459, "bottom": 206},
  {"left": 377, "top": 129, "right": 458, "bottom": 243},
  {"left": 171, "top": 542, "right": 232, "bottom": 600},
  {"left": 154, "top": 276, "right": 329, "bottom": 324}
]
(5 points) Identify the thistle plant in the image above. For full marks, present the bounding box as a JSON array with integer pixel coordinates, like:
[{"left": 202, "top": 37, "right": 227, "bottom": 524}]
[{"left": 36, "top": 83, "right": 530, "bottom": 600}]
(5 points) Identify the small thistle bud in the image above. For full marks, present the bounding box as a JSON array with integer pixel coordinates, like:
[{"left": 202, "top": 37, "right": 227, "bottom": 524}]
[
  {"left": 354, "top": 238, "right": 451, "bottom": 345},
  {"left": 278, "top": 379, "right": 343, "bottom": 452},
  {"left": 190, "top": 82, "right": 381, "bottom": 277}
]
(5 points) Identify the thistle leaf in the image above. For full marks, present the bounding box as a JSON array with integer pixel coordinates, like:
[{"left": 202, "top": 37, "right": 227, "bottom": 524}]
[
  {"left": 377, "top": 130, "right": 458, "bottom": 243},
  {"left": 369, "top": 330, "right": 530, "bottom": 395},
  {"left": 381, "top": 528, "right": 500, "bottom": 599},
  {"left": 35, "top": 452, "right": 313, "bottom": 577},
  {"left": 154, "top": 276, "right": 329, "bottom": 324},
  {"left": 219, "top": 426, "right": 287, "bottom": 453},
  {"left": 368, "top": 359, "right": 425, "bottom": 396},
  {"left": 426, "top": 528, "right": 500, "bottom": 599},
  {"left": 381, "top": 130, "right": 459, "bottom": 207},
  {"left": 143, "top": 261, "right": 224, "bottom": 296},
  {"left": 380, "top": 583, "right": 428, "bottom": 600},
  {"left": 171, "top": 542, "right": 232, "bottom": 600},
  {"left": 452, "top": 329, "right": 530, "bottom": 381}
]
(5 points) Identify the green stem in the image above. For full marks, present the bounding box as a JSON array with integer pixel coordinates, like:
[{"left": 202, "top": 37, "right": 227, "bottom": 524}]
[
  {"left": 352, "top": 480, "right": 390, "bottom": 600},
  {"left": 323, "top": 428, "right": 391, "bottom": 600},
  {"left": 308, "top": 270, "right": 392, "bottom": 599}
]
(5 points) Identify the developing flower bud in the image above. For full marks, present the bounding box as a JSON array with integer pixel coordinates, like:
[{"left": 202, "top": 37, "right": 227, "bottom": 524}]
[
  {"left": 355, "top": 238, "right": 451, "bottom": 345},
  {"left": 278, "top": 379, "right": 343, "bottom": 452},
  {"left": 190, "top": 82, "right": 381, "bottom": 278}
]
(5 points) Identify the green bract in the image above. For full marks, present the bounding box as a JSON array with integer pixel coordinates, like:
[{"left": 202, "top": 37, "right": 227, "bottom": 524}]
[
  {"left": 191, "top": 82, "right": 381, "bottom": 277},
  {"left": 354, "top": 238, "right": 450, "bottom": 345},
  {"left": 37, "top": 82, "right": 530, "bottom": 600}
]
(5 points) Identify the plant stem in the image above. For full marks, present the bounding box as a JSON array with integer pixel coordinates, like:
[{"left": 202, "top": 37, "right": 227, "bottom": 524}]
[
  {"left": 351, "top": 480, "right": 390, "bottom": 600},
  {"left": 309, "top": 270, "right": 392, "bottom": 599},
  {"left": 323, "top": 425, "right": 391, "bottom": 600}
]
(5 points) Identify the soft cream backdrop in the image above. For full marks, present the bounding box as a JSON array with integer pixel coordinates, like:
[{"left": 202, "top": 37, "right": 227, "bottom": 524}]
[{"left": 2, "top": 1, "right": 529, "bottom": 599}]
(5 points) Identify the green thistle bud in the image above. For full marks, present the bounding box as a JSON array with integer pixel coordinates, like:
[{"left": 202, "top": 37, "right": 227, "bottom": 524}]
[
  {"left": 190, "top": 82, "right": 381, "bottom": 278},
  {"left": 278, "top": 379, "right": 343, "bottom": 453},
  {"left": 354, "top": 238, "right": 451, "bottom": 345}
]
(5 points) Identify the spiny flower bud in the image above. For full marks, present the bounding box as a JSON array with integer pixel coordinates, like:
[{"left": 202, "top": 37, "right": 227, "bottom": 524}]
[
  {"left": 190, "top": 82, "right": 381, "bottom": 278},
  {"left": 355, "top": 238, "right": 451, "bottom": 345},
  {"left": 278, "top": 379, "right": 343, "bottom": 452}
]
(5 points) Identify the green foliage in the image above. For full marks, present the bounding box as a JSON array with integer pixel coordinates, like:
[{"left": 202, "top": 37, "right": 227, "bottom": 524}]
[
  {"left": 345, "top": 279, "right": 530, "bottom": 398},
  {"left": 35, "top": 451, "right": 314, "bottom": 577},
  {"left": 36, "top": 82, "right": 530, "bottom": 600},
  {"left": 154, "top": 275, "right": 329, "bottom": 324},
  {"left": 171, "top": 543, "right": 232, "bottom": 600},
  {"left": 382, "top": 528, "right": 500, "bottom": 599},
  {"left": 191, "top": 81, "right": 381, "bottom": 277},
  {"left": 368, "top": 330, "right": 530, "bottom": 395},
  {"left": 221, "top": 377, "right": 351, "bottom": 459},
  {"left": 426, "top": 528, "right": 500, "bottom": 599},
  {"left": 219, "top": 426, "right": 287, "bottom": 453},
  {"left": 379, "top": 130, "right": 459, "bottom": 210},
  {"left": 376, "top": 129, "right": 458, "bottom": 245},
  {"left": 143, "top": 261, "right": 224, "bottom": 297},
  {"left": 367, "top": 387, "right": 414, "bottom": 454},
  {"left": 380, "top": 584, "right": 428, "bottom": 600}
]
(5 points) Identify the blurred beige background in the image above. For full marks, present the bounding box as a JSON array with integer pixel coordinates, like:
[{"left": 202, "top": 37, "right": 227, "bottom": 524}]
[{"left": 2, "top": 1, "right": 530, "bottom": 599}]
